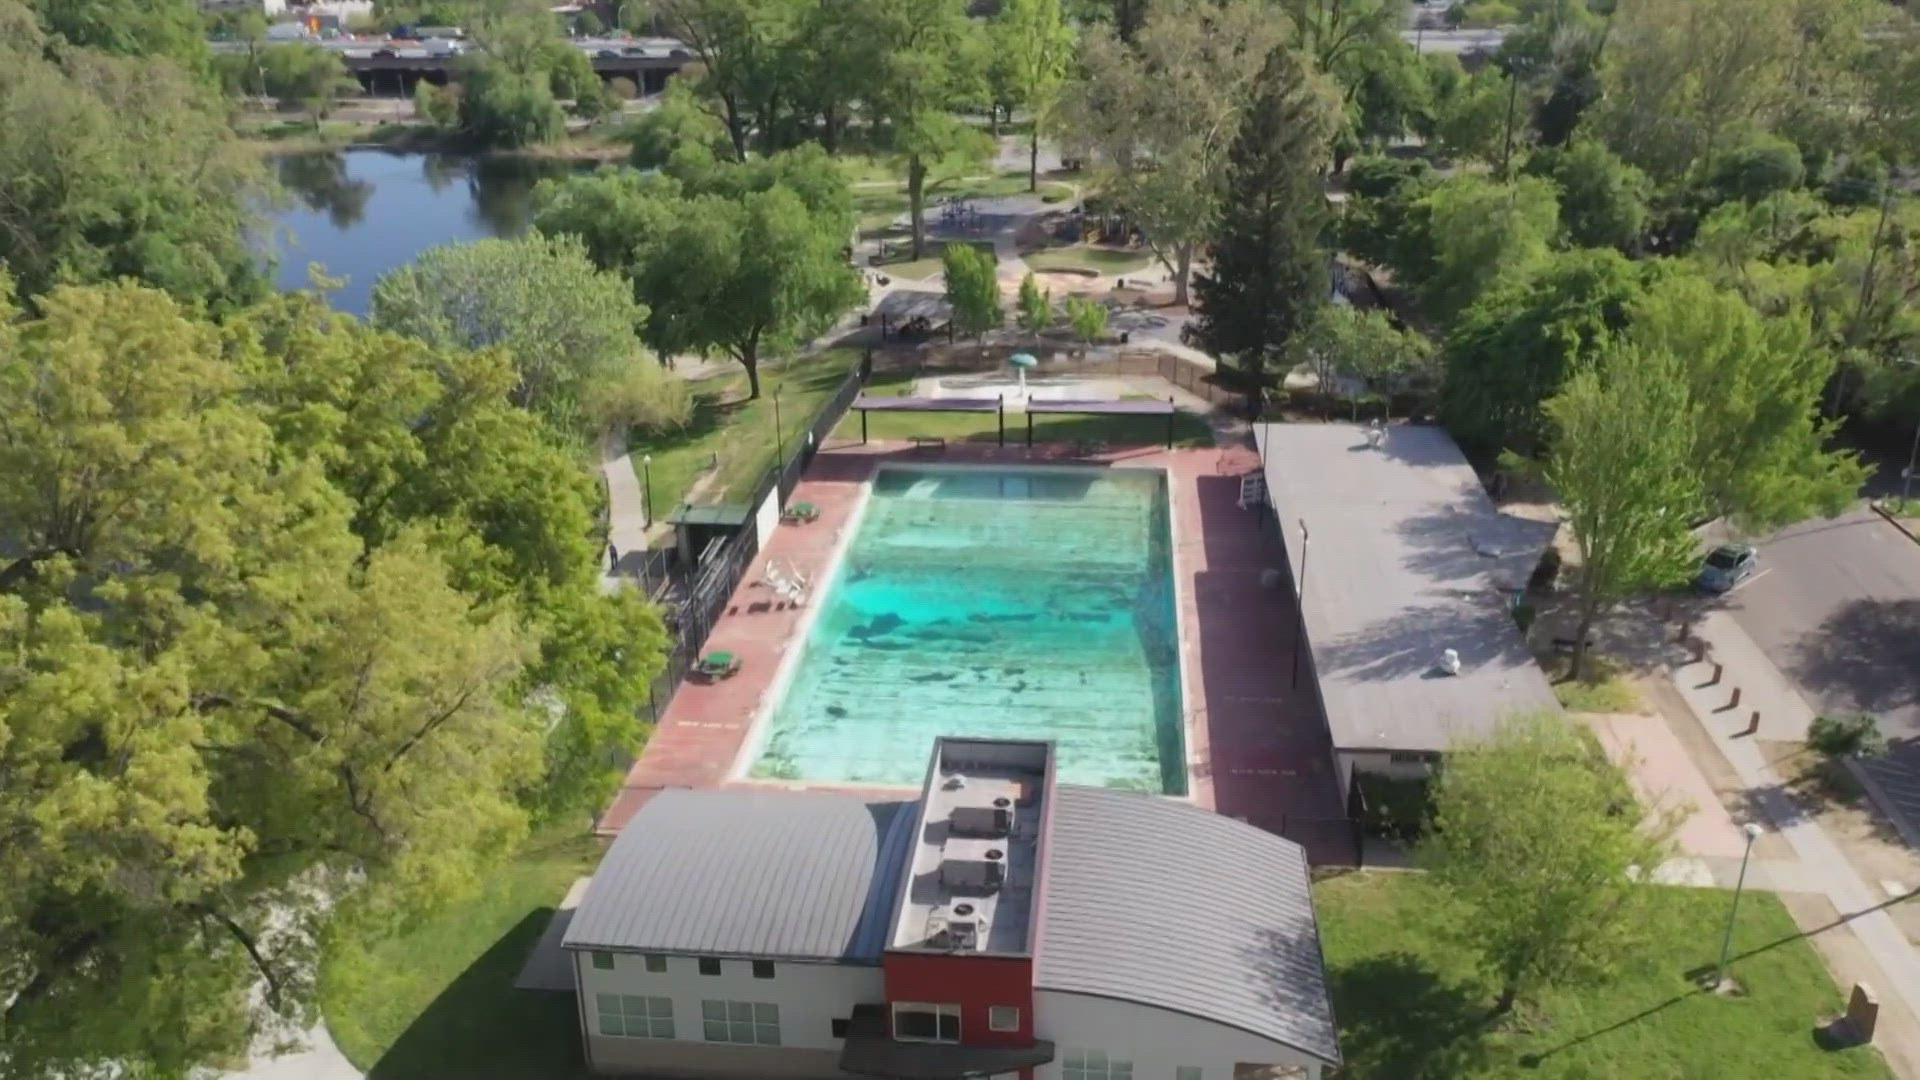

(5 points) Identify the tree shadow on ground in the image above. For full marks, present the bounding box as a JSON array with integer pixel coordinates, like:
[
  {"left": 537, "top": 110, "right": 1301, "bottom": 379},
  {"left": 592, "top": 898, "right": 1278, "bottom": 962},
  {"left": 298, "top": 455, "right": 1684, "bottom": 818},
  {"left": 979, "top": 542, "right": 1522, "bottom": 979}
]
[
  {"left": 1788, "top": 597, "right": 1920, "bottom": 718},
  {"left": 368, "top": 909, "right": 589, "bottom": 1080},
  {"left": 1328, "top": 953, "right": 1493, "bottom": 1079}
]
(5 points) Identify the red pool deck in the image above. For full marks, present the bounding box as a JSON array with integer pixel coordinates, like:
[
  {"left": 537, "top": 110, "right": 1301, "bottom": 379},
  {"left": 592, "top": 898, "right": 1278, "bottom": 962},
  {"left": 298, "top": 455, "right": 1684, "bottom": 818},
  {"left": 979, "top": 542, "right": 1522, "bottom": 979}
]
[{"left": 600, "top": 442, "right": 1349, "bottom": 859}]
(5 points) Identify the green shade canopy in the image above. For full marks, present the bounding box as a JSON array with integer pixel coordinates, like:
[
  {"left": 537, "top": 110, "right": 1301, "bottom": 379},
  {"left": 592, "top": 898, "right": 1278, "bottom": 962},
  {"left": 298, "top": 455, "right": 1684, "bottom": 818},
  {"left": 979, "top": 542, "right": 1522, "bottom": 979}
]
[{"left": 1009, "top": 353, "right": 1038, "bottom": 368}]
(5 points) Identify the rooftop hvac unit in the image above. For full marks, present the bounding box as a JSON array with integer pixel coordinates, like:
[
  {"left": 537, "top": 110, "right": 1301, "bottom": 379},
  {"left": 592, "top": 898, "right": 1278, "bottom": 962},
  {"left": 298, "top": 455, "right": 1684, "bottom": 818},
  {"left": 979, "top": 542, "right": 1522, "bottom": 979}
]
[
  {"left": 939, "top": 851, "right": 1006, "bottom": 891},
  {"left": 949, "top": 798, "right": 1014, "bottom": 838},
  {"left": 928, "top": 903, "right": 982, "bottom": 950}
]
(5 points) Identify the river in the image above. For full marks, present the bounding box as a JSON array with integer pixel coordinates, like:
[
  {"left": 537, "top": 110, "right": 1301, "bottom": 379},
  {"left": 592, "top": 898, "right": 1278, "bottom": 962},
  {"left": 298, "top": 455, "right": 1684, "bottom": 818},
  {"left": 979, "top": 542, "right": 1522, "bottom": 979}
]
[{"left": 261, "top": 148, "right": 585, "bottom": 316}]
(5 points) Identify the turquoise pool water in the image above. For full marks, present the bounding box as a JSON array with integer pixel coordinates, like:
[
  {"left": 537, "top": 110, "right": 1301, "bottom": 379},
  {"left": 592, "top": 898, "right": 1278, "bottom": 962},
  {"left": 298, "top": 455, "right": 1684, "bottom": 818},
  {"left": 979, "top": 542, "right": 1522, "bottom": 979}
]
[{"left": 749, "top": 465, "right": 1186, "bottom": 794}]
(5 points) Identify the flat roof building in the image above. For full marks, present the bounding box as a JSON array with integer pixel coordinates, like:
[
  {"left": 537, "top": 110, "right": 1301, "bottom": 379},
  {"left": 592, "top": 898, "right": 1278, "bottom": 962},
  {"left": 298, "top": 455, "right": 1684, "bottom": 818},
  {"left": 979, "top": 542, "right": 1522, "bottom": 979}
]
[
  {"left": 1252, "top": 422, "right": 1561, "bottom": 788},
  {"left": 563, "top": 736, "right": 1340, "bottom": 1079}
]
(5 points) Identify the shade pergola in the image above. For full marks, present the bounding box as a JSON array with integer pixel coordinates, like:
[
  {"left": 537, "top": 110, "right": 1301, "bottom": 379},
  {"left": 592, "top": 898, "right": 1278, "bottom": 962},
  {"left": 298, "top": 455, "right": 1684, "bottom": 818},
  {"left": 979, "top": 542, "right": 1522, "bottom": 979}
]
[
  {"left": 849, "top": 395, "right": 1180, "bottom": 448},
  {"left": 852, "top": 395, "right": 1007, "bottom": 445}
]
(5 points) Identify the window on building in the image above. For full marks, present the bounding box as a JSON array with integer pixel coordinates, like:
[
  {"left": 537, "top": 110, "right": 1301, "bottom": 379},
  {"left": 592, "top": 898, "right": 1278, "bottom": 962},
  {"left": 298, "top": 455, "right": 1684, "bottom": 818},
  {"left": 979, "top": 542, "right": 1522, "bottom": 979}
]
[
  {"left": 595, "top": 993, "right": 673, "bottom": 1039},
  {"left": 752, "top": 960, "right": 776, "bottom": 979},
  {"left": 892, "top": 1002, "right": 961, "bottom": 1043},
  {"left": 698, "top": 957, "right": 722, "bottom": 976},
  {"left": 1062, "top": 1049, "right": 1133, "bottom": 1080},
  {"left": 1176, "top": 1068, "right": 1203, "bottom": 1080},
  {"left": 701, "top": 1000, "right": 780, "bottom": 1045},
  {"left": 987, "top": 1005, "right": 1019, "bottom": 1032},
  {"left": 590, "top": 951, "right": 615, "bottom": 970},
  {"left": 1388, "top": 751, "right": 1428, "bottom": 766},
  {"left": 644, "top": 954, "right": 668, "bottom": 973}
]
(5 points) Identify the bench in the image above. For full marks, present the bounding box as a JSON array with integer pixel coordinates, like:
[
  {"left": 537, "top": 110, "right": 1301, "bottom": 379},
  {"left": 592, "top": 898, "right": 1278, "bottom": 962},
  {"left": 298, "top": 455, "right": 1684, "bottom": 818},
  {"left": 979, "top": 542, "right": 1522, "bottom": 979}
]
[{"left": 910, "top": 436, "right": 946, "bottom": 455}]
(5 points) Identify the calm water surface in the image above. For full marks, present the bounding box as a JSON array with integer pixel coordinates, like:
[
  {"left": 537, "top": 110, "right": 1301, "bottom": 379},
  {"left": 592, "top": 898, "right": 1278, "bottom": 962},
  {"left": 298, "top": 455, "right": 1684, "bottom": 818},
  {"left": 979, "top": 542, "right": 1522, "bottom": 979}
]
[{"left": 261, "top": 149, "right": 581, "bottom": 316}]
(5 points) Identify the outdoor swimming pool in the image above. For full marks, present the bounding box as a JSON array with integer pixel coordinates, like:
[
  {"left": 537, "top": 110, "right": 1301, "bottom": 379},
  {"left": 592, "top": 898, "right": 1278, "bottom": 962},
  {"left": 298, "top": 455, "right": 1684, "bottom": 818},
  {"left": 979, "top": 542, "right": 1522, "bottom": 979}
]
[{"left": 747, "top": 465, "right": 1186, "bottom": 793}]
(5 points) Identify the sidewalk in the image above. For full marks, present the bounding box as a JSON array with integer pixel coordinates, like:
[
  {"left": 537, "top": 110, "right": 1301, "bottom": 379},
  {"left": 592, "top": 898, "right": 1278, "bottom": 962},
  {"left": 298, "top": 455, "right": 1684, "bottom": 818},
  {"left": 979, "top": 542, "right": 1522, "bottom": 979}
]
[
  {"left": 1676, "top": 611, "right": 1920, "bottom": 1070},
  {"left": 598, "top": 428, "right": 652, "bottom": 594}
]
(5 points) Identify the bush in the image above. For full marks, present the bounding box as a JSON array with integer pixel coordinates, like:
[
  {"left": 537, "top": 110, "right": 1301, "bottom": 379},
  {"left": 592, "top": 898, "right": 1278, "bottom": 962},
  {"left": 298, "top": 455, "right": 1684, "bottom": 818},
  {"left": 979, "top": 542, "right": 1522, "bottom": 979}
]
[
  {"left": 584, "top": 357, "right": 693, "bottom": 435},
  {"left": 1808, "top": 712, "right": 1887, "bottom": 758}
]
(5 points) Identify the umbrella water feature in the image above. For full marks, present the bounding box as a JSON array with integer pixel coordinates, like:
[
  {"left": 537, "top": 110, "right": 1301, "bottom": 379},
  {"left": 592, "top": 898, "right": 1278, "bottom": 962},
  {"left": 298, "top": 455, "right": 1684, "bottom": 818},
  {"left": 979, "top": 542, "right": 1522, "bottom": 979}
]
[{"left": 1008, "top": 352, "right": 1038, "bottom": 410}]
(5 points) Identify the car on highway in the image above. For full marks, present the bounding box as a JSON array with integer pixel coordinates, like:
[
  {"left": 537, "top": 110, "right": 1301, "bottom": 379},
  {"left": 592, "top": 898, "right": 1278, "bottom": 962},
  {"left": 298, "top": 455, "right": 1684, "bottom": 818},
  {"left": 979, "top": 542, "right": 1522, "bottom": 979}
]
[{"left": 1698, "top": 543, "right": 1759, "bottom": 592}]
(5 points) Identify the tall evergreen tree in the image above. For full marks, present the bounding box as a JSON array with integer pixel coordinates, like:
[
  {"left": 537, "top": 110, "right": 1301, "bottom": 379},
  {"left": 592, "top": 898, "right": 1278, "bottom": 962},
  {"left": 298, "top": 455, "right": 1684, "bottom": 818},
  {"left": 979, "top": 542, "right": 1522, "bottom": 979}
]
[{"left": 1192, "top": 46, "right": 1334, "bottom": 414}]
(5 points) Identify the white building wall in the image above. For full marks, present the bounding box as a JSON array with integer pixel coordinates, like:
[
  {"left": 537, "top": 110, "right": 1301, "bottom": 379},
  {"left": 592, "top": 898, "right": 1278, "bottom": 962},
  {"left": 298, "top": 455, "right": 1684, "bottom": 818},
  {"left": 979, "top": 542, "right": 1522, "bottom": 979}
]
[
  {"left": 572, "top": 950, "right": 883, "bottom": 1053},
  {"left": 1034, "top": 990, "right": 1325, "bottom": 1080}
]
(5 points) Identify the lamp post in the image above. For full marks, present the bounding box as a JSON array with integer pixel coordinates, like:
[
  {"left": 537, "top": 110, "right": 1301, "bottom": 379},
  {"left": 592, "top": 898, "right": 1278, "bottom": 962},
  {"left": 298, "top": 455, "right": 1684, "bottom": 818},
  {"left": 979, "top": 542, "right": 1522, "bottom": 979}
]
[
  {"left": 1291, "top": 519, "right": 1311, "bottom": 689},
  {"left": 773, "top": 391, "right": 785, "bottom": 463},
  {"left": 641, "top": 454, "right": 654, "bottom": 529},
  {"left": 1895, "top": 357, "right": 1919, "bottom": 507},
  {"left": 1715, "top": 822, "right": 1765, "bottom": 989}
]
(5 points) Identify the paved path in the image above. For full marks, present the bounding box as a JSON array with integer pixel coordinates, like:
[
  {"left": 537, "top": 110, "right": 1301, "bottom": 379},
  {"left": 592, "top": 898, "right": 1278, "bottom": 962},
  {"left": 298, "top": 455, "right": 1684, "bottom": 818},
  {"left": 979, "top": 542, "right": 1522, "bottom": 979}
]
[
  {"left": 598, "top": 427, "right": 654, "bottom": 594},
  {"left": 217, "top": 1024, "right": 360, "bottom": 1080},
  {"left": 1679, "top": 612, "right": 1920, "bottom": 1037}
]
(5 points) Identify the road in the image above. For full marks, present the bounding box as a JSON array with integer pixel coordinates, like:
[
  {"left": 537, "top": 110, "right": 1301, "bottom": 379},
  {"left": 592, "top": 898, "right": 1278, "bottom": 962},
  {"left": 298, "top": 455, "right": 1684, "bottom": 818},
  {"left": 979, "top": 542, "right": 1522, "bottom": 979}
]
[
  {"left": 1726, "top": 507, "right": 1920, "bottom": 828},
  {"left": 1729, "top": 508, "right": 1920, "bottom": 736}
]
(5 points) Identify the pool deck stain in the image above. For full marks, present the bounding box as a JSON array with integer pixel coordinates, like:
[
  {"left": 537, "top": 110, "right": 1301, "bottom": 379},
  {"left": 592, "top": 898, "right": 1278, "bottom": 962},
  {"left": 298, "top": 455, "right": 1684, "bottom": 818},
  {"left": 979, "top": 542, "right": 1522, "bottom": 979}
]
[{"left": 599, "top": 441, "right": 1350, "bottom": 862}]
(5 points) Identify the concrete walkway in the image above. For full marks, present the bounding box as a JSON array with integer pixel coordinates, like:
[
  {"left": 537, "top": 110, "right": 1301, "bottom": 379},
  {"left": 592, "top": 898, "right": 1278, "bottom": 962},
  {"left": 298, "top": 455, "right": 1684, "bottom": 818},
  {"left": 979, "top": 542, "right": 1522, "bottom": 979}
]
[
  {"left": 217, "top": 1024, "right": 360, "bottom": 1080},
  {"left": 598, "top": 428, "right": 654, "bottom": 594},
  {"left": 1677, "top": 610, "right": 1920, "bottom": 1046}
]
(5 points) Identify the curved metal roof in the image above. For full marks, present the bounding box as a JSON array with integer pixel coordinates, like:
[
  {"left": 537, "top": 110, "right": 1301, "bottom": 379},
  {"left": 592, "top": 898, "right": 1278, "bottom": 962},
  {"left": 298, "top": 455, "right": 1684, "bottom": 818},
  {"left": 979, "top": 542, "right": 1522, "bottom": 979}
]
[
  {"left": 1038, "top": 787, "right": 1341, "bottom": 1066},
  {"left": 564, "top": 789, "right": 914, "bottom": 963}
]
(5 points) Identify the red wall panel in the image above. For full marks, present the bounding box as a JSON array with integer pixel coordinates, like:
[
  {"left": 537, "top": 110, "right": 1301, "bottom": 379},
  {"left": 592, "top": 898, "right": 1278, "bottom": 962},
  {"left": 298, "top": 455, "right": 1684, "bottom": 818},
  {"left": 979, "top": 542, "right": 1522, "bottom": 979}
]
[{"left": 882, "top": 951, "right": 1035, "bottom": 1047}]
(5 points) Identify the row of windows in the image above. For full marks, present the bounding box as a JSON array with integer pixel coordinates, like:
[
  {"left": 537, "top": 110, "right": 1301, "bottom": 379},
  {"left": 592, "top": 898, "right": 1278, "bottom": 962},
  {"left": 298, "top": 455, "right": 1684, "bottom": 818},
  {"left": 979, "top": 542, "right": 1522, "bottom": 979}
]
[
  {"left": 589, "top": 952, "right": 775, "bottom": 979},
  {"left": 596, "top": 1002, "right": 1209, "bottom": 1080},
  {"left": 1061, "top": 1052, "right": 1207, "bottom": 1080},
  {"left": 594, "top": 995, "right": 780, "bottom": 1046},
  {"left": 890, "top": 1001, "right": 1020, "bottom": 1043}
]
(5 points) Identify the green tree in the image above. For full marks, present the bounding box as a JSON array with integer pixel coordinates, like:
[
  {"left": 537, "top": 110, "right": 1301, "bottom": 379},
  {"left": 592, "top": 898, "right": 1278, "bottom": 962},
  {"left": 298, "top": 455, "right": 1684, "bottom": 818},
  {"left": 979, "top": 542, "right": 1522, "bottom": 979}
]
[
  {"left": 1292, "top": 304, "right": 1432, "bottom": 413},
  {"left": 1057, "top": 0, "right": 1293, "bottom": 307},
  {"left": 1279, "top": 0, "right": 1407, "bottom": 73},
  {"left": 536, "top": 158, "right": 863, "bottom": 397},
  {"left": 1526, "top": 140, "right": 1650, "bottom": 251},
  {"left": 457, "top": 57, "right": 566, "bottom": 147},
  {"left": 1018, "top": 271, "right": 1052, "bottom": 334},
  {"left": 576, "top": 7, "right": 605, "bottom": 34},
  {"left": 0, "top": 282, "right": 552, "bottom": 1077},
  {"left": 414, "top": 77, "right": 459, "bottom": 128},
  {"left": 1418, "top": 173, "right": 1561, "bottom": 322},
  {"left": 943, "top": 242, "right": 1003, "bottom": 338},
  {"left": 1705, "top": 133, "right": 1806, "bottom": 206},
  {"left": 1193, "top": 46, "right": 1334, "bottom": 412},
  {"left": 371, "top": 234, "right": 687, "bottom": 435},
  {"left": 655, "top": 0, "right": 805, "bottom": 158},
  {"left": 1441, "top": 248, "right": 1651, "bottom": 455},
  {"left": 1627, "top": 275, "right": 1863, "bottom": 528},
  {"left": 626, "top": 76, "right": 732, "bottom": 167},
  {"left": 259, "top": 42, "right": 361, "bottom": 127},
  {"left": 1065, "top": 293, "right": 1108, "bottom": 352},
  {"left": 26, "top": 0, "right": 212, "bottom": 73},
  {"left": 1539, "top": 342, "right": 1706, "bottom": 677},
  {"left": 1432, "top": 67, "right": 1512, "bottom": 165},
  {"left": 0, "top": 13, "right": 265, "bottom": 307},
  {"left": 1423, "top": 712, "right": 1676, "bottom": 1016},
  {"left": 995, "top": 0, "right": 1073, "bottom": 190},
  {"left": 867, "top": 0, "right": 992, "bottom": 259},
  {"left": 1589, "top": 0, "right": 1802, "bottom": 183}
]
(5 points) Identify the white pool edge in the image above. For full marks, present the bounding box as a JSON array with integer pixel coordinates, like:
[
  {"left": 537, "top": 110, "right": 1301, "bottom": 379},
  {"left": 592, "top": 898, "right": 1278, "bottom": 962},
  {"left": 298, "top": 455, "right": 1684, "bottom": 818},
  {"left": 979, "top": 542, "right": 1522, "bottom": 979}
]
[{"left": 726, "top": 459, "right": 1194, "bottom": 796}]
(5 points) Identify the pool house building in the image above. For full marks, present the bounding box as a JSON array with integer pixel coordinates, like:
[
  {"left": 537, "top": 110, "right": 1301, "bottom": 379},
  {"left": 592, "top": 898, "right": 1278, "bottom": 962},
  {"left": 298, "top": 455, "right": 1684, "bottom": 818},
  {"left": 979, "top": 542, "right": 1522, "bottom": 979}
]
[
  {"left": 563, "top": 736, "right": 1340, "bottom": 1080},
  {"left": 1249, "top": 422, "right": 1562, "bottom": 794}
]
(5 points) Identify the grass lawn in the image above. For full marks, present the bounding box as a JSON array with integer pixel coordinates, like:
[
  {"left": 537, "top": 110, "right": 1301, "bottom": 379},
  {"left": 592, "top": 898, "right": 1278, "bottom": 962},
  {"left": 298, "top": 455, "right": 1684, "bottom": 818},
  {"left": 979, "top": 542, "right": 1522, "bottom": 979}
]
[
  {"left": 1543, "top": 654, "right": 1643, "bottom": 713},
  {"left": 319, "top": 833, "right": 604, "bottom": 1079},
  {"left": 830, "top": 374, "right": 1215, "bottom": 448},
  {"left": 1315, "top": 871, "right": 1890, "bottom": 1079},
  {"left": 629, "top": 349, "right": 859, "bottom": 512},
  {"left": 1023, "top": 243, "right": 1156, "bottom": 276},
  {"left": 855, "top": 172, "right": 1075, "bottom": 235}
]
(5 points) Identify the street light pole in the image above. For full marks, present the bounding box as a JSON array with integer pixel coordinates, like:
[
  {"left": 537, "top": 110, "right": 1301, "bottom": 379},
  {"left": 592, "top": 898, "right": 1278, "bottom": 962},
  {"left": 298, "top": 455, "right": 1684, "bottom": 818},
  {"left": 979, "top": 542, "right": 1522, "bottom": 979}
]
[
  {"left": 1291, "top": 519, "right": 1311, "bottom": 689},
  {"left": 641, "top": 454, "right": 654, "bottom": 529},
  {"left": 1904, "top": 415, "right": 1919, "bottom": 507},
  {"left": 773, "top": 392, "right": 785, "bottom": 463},
  {"left": 1715, "top": 822, "right": 1765, "bottom": 989}
]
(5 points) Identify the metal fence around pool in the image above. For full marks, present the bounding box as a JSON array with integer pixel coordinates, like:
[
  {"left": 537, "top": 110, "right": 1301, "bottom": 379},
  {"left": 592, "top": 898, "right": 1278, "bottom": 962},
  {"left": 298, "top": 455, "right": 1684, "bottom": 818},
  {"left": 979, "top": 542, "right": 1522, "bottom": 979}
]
[{"left": 634, "top": 363, "right": 865, "bottom": 727}]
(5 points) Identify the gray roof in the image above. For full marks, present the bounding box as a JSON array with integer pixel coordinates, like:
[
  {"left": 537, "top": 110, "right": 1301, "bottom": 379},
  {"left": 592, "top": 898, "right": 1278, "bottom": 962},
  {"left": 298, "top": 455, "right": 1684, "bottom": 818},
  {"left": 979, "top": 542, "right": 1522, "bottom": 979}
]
[
  {"left": 1038, "top": 787, "right": 1340, "bottom": 1066},
  {"left": 1253, "top": 423, "right": 1561, "bottom": 753},
  {"left": 564, "top": 789, "right": 913, "bottom": 962}
]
